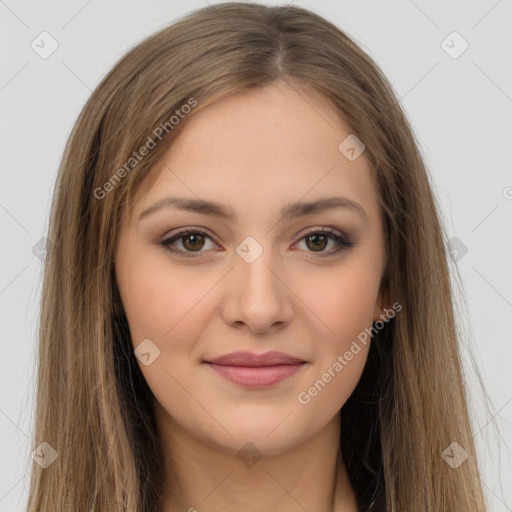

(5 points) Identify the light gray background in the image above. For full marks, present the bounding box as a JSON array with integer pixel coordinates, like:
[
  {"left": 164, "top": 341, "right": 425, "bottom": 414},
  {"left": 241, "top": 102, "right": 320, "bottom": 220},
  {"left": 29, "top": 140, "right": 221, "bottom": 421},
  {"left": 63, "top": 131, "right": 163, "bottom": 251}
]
[{"left": 1, "top": 1, "right": 511, "bottom": 510}]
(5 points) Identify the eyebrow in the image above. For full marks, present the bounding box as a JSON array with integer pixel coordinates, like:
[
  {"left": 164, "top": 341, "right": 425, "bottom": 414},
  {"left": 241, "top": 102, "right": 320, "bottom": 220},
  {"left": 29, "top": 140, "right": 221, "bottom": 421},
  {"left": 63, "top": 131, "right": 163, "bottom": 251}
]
[{"left": 138, "top": 195, "right": 369, "bottom": 224}]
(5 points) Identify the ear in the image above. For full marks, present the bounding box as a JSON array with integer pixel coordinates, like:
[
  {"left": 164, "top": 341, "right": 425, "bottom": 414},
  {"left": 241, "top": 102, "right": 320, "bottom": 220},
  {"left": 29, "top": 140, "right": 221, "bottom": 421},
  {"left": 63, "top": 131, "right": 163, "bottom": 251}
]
[{"left": 372, "top": 287, "right": 390, "bottom": 322}]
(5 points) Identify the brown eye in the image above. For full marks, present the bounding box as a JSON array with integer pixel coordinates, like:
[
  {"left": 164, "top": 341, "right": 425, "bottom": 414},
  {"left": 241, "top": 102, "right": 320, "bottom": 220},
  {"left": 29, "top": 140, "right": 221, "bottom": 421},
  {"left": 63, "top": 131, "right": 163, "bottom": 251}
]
[
  {"left": 160, "top": 227, "right": 353, "bottom": 259},
  {"left": 294, "top": 229, "right": 353, "bottom": 258},
  {"left": 181, "top": 233, "right": 206, "bottom": 251},
  {"left": 305, "top": 233, "right": 328, "bottom": 252},
  {"left": 160, "top": 228, "right": 218, "bottom": 258}
]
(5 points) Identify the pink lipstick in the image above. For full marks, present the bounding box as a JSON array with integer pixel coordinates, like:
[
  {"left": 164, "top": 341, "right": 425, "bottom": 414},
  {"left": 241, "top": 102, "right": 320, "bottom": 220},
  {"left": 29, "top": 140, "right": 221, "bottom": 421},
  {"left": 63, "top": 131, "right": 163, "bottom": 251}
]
[{"left": 203, "top": 350, "right": 306, "bottom": 388}]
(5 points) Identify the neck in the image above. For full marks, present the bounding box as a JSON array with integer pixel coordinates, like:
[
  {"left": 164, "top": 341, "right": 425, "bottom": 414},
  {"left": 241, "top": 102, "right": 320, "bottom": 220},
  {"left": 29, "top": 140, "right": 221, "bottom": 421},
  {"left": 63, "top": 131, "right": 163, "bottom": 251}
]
[{"left": 156, "top": 407, "right": 358, "bottom": 512}]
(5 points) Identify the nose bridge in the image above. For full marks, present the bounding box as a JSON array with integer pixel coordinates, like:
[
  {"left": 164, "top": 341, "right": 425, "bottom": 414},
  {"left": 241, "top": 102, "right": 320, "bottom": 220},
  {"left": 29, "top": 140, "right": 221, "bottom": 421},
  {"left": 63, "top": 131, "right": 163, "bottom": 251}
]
[
  {"left": 241, "top": 239, "right": 278, "bottom": 288},
  {"left": 220, "top": 235, "right": 293, "bottom": 331},
  {"left": 236, "top": 234, "right": 282, "bottom": 298}
]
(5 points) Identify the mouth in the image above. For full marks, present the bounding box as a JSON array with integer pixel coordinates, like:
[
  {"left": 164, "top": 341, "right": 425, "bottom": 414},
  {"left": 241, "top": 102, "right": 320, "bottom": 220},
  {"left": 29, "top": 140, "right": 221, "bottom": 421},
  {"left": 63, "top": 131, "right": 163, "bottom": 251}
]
[{"left": 202, "top": 350, "right": 307, "bottom": 388}]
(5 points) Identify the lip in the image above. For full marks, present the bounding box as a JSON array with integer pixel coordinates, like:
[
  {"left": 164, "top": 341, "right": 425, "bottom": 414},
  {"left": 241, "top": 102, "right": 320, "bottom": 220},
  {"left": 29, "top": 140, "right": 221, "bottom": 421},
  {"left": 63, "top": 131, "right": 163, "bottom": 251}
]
[
  {"left": 204, "top": 350, "right": 305, "bottom": 366},
  {"left": 203, "top": 350, "right": 307, "bottom": 388}
]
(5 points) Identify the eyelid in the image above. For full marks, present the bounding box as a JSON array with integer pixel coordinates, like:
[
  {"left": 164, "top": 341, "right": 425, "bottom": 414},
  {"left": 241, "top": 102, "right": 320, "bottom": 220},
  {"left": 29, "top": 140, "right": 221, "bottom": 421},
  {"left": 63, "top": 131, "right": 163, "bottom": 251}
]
[
  {"left": 161, "top": 225, "right": 219, "bottom": 242},
  {"left": 294, "top": 225, "right": 348, "bottom": 242},
  {"left": 159, "top": 225, "right": 353, "bottom": 258}
]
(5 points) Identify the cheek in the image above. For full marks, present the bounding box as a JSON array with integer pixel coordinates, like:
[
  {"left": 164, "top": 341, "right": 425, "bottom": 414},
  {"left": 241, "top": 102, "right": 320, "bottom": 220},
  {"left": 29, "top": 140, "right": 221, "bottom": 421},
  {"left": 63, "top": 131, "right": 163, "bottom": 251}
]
[
  {"left": 292, "top": 261, "right": 378, "bottom": 407},
  {"left": 295, "top": 260, "right": 380, "bottom": 344},
  {"left": 297, "top": 346, "right": 369, "bottom": 417},
  {"left": 116, "top": 251, "right": 220, "bottom": 351},
  {"left": 116, "top": 256, "right": 213, "bottom": 398}
]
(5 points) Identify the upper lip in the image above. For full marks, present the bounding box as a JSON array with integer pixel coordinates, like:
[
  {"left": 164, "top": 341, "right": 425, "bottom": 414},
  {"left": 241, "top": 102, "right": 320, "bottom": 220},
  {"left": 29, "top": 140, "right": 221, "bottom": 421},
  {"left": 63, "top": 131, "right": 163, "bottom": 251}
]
[{"left": 203, "top": 350, "right": 306, "bottom": 367}]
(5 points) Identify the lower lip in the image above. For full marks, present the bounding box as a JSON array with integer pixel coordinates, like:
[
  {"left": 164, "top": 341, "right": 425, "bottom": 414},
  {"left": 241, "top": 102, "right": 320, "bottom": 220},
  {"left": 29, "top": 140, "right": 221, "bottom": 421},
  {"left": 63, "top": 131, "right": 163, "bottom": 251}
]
[{"left": 204, "top": 363, "right": 305, "bottom": 388}]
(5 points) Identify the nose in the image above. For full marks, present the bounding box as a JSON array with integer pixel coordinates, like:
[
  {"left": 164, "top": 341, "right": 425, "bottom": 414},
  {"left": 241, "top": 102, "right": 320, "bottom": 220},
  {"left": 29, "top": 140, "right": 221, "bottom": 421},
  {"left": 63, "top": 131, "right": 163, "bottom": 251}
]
[{"left": 219, "top": 243, "right": 294, "bottom": 334}]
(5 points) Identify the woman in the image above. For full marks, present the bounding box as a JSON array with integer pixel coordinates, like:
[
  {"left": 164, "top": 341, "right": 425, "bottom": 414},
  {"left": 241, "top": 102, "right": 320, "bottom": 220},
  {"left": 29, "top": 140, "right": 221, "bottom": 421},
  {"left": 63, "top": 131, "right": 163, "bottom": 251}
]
[{"left": 26, "top": 2, "right": 490, "bottom": 511}]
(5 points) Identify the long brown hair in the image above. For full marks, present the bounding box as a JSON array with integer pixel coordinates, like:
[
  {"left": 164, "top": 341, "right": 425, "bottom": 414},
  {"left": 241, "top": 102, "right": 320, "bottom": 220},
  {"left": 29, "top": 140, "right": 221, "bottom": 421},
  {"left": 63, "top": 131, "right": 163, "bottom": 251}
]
[{"left": 26, "top": 2, "right": 492, "bottom": 510}]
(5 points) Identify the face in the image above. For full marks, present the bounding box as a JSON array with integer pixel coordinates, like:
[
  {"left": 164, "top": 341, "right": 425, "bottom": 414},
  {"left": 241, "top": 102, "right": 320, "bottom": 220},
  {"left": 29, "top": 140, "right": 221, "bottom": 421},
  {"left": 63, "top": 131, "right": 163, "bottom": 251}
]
[{"left": 115, "top": 81, "right": 387, "bottom": 457}]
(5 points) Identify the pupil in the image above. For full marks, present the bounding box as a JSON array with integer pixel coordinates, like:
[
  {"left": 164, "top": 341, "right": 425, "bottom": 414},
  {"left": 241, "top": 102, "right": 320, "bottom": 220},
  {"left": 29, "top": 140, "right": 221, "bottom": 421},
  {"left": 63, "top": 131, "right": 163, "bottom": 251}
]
[
  {"left": 180, "top": 233, "right": 329, "bottom": 253},
  {"left": 308, "top": 234, "right": 327, "bottom": 251},
  {"left": 184, "top": 234, "right": 204, "bottom": 251}
]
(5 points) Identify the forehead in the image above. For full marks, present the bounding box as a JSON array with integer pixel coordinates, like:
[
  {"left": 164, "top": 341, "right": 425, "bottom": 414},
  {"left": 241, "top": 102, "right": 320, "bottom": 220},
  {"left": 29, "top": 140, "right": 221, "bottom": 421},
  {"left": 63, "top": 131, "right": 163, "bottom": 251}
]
[{"left": 130, "top": 82, "right": 379, "bottom": 224}]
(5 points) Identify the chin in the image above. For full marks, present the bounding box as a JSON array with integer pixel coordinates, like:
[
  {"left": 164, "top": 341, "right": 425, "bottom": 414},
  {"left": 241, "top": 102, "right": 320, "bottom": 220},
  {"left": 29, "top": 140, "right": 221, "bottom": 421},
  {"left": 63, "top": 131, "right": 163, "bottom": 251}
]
[{"left": 202, "top": 414, "right": 311, "bottom": 458}]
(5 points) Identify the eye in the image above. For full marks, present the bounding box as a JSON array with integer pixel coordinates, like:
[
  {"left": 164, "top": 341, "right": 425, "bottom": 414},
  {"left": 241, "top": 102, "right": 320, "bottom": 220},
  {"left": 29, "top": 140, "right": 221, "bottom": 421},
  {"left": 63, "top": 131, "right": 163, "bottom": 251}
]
[
  {"left": 159, "top": 227, "right": 220, "bottom": 258},
  {"left": 159, "top": 226, "right": 353, "bottom": 259},
  {"left": 293, "top": 227, "right": 353, "bottom": 257}
]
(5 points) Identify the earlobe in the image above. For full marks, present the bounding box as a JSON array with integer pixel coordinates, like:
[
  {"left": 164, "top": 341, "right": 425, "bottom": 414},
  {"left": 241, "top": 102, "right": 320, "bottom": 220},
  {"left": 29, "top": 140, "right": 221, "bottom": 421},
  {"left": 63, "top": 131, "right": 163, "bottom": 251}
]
[{"left": 372, "top": 288, "right": 390, "bottom": 322}]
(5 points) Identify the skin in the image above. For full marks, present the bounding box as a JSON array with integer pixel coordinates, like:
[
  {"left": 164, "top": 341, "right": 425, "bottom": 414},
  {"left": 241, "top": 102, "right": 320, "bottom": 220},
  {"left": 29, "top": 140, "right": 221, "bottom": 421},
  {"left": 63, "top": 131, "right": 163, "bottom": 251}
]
[{"left": 115, "top": 80, "right": 388, "bottom": 512}]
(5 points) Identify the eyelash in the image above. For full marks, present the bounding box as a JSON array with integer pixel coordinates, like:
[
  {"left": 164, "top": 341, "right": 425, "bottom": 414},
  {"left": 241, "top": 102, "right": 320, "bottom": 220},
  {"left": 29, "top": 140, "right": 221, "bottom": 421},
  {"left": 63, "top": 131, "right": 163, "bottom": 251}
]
[{"left": 159, "top": 226, "right": 354, "bottom": 259}]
